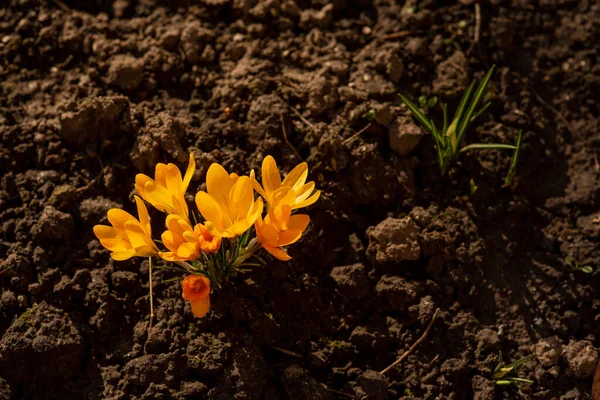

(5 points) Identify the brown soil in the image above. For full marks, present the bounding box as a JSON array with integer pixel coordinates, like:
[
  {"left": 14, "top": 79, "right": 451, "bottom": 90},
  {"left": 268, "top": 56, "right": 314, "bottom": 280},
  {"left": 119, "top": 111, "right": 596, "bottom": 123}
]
[{"left": 1, "top": 1, "right": 599, "bottom": 399}]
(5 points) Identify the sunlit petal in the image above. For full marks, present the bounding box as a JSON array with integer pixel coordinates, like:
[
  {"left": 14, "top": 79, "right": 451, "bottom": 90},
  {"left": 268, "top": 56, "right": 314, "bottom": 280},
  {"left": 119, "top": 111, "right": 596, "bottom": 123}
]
[
  {"left": 292, "top": 190, "right": 321, "bottom": 210},
  {"left": 110, "top": 249, "right": 137, "bottom": 261},
  {"left": 282, "top": 162, "right": 308, "bottom": 189},
  {"left": 206, "top": 163, "right": 233, "bottom": 215},
  {"left": 261, "top": 156, "right": 281, "bottom": 194},
  {"left": 195, "top": 191, "right": 226, "bottom": 233},
  {"left": 278, "top": 229, "right": 303, "bottom": 246},
  {"left": 190, "top": 296, "right": 211, "bottom": 318},
  {"left": 264, "top": 245, "right": 291, "bottom": 261},
  {"left": 249, "top": 169, "right": 267, "bottom": 199},
  {"left": 182, "top": 153, "right": 196, "bottom": 194},
  {"left": 93, "top": 225, "right": 117, "bottom": 240},
  {"left": 228, "top": 176, "right": 253, "bottom": 220}
]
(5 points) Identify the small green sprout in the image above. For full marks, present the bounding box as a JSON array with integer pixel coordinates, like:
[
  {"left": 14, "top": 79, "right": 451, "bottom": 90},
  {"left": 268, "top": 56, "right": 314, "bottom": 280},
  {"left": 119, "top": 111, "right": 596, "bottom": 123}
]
[
  {"left": 418, "top": 95, "right": 438, "bottom": 110},
  {"left": 492, "top": 353, "right": 536, "bottom": 386},
  {"left": 469, "top": 178, "right": 478, "bottom": 195},
  {"left": 565, "top": 256, "right": 594, "bottom": 274},
  {"left": 399, "top": 66, "right": 522, "bottom": 178},
  {"left": 361, "top": 109, "right": 376, "bottom": 122}
]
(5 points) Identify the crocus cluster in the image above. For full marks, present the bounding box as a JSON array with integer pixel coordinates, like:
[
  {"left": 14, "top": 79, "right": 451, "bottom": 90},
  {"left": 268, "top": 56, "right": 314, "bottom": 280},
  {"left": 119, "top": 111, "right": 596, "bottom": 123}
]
[{"left": 93, "top": 154, "right": 320, "bottom": 318}]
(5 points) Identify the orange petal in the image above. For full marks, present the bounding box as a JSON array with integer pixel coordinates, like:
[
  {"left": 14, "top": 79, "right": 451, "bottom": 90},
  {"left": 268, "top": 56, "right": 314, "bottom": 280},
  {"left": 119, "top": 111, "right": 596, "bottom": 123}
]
[
  {"left": 288, "top": 214, "right": 310, "bottom": 231},
  {"left": 228, "top": 176, "right": 253, "bottom": 220},
  {"left": 190, "top": 296, "right": 210, "bottom": 318},
  {"left": 277, "top": 229, "right": 303, "bottom": 247},
  {"left": 264, "top": 245, "right": 291, "bottom": 261}
]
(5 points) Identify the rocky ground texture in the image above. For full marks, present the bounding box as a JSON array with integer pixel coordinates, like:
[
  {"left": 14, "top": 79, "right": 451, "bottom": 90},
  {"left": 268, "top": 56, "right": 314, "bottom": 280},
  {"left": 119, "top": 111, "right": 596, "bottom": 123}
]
[{"left": 0, "top": 0, "right": 599, "bottom": 399}]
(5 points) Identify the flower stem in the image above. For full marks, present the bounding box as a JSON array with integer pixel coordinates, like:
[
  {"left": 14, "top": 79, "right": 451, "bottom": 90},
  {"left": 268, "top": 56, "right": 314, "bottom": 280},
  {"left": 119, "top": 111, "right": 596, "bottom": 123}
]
[{"left": 148, "top": 256, "right": 154, "bottom": 331}]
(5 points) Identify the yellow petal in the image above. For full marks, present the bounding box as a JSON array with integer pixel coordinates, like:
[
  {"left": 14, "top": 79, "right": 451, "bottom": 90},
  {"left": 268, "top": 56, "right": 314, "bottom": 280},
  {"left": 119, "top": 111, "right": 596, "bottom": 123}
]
[
  {"left": 165, "top": 163, "right": 183, "bottom": 196},
  {"left": 225, "top": 196, "right": 263, "bottom": 237},
  {"left": 249, "top": 169, "right": 267, "bottom": 199},
  {"left": 155, "top": 163, "right": 168, "bottom": 188},
  {"left": 161, "top": 230, "right": 183, "bottom": 253},
  {"left": 177, "top": 242, "right": 199, "bottom": 260},
  {"left": 282, "top": 162, "right": 308, "bottom": 189},
  {"left": 292, "top": 190, "right": 321, "bottom": 210},
  {"left": 206, "top": 163, "right": 233, "bottom": 215},
  {"left": 111, "top": 249, "right": 137, "bottom": 261},
  {"left": 190, "top": 296, "right": 211, "bottom": 318},
  {"left": 264, "top": 245, "right": 291, "bottom": 261},
  {"left": 228, "top": 176, "right": 253, "bottom": 221},
  {"left": 100, "top": 237, "right": 132, "bottom": 252},
  {"left": 195, "top": 191, "right": 226, "bottom": 233},
  {"left": 124, "top": 221, "right": 157, "bottom": 253},
  {"left": 294, "top": 181, "right": 316, "bottom": 203},
  {"left": 134, "top": 246, "right": 159, "bottom": 258},
  {"left": 159, "top": 251, "right": 178, "bottom": 262},
  {"left": 93, "top": 225, "right": 117, "bottom": 240},
  {"left": 134, "top": 196, "right": 151, "bottom": 236},
  {"left": 135, "top": 174, "right": 151, "bottom": 201},
  {"left": 107, "top": 209, "right": 136, "bottom": 238},
  {"left": 261, "top": 156, "right": 281, "bottom": 194},
  {"left": 182, "top": 153, "right": 196, "bottom": 194},
  {"left": 269, "top": 186, "right": 296, "bottom": 209}
]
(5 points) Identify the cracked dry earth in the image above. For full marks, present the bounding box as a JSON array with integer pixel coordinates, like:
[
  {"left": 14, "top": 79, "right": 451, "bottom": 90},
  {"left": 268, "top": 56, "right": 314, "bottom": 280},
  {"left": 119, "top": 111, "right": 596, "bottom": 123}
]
[{"left": 0, "top": 0, "right": 599, "bottom": 399}]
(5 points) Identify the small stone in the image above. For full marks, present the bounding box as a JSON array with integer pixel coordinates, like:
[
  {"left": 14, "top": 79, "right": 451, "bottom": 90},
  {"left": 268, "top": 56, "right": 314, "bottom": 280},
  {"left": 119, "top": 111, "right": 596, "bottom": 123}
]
[
  {"left": 330, "top": 264, "right": 369, "bottom": 299},
  {"left": 107, "top": 54, "right": 145, "bottom": 90},
  {"left": 48, "top": 184, "right": 77, "bottom": 210},
  {"left": 388, "top": 115, "right": 425, "bottom": 157},
  {"left": 78, "top": 196, "right": 122, "bottom": 225},
  {"left": 355, "top": 370, "right": 388, "bottom": 400},
  {"left": 375, "top": 276, "right": 420, "bottom": 312}
]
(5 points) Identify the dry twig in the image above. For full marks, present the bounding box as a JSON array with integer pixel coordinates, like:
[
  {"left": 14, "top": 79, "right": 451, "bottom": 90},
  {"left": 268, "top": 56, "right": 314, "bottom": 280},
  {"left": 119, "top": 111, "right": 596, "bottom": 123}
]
[
  {"left": 343, "top": 123, "right": 372, "bottom": 145},
  {"left": 380, "top": 308, "right": 440, "bottom": 375},
  {"left": 474, "top": 2, "right": 481, "bottom": 43},
  {"left": 281, "top": 114, "right": 303, "bottom": 161},
  {"left": 270, "top": 346, "right": 302, "bottom": 358},
  {"left": 148, "top": 257, "right": 155, "bottom": 331},
  {"left": 289, "top": 106, "right": 315, "bottom": 131},
  {"left": 320, "top": 384, "right": 358, "bottom": 399}
]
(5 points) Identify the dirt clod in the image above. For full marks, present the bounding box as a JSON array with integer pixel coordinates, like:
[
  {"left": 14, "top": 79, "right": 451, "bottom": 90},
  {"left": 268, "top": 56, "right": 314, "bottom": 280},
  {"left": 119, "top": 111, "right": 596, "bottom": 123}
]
[
  {"left": 388, "top": 115, "right": 425, "bottom": 157},
  {"left": 562, "top": 340, "right": 598, "bottom": 379},
  {"left": 367, "top": 217, "right": 421, "bottom": 263},
  {"left": 30, "top": 206, "right": 74, "bottom": 241}
]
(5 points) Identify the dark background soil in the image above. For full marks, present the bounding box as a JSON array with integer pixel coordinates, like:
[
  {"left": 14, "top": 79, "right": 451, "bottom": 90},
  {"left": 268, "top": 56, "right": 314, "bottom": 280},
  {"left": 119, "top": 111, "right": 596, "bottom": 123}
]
[{"left": 1, "top": 0, "right": 599, "bottom": 399}]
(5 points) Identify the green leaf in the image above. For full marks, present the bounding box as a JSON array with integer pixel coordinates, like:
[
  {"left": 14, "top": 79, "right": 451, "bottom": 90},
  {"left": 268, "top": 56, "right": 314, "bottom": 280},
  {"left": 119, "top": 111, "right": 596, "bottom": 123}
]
[
  {"left": 469, "top": 101, "right": 492, "bottom": 124},
  {"left": 399, "top": 93, "right": 433, "bottom": 132},
  {"left": 450, "top": 79, "right": 477, "bottom": 134},
  {"left": 505, "top": 130, "right": 523, "bottom": 185},
  {"left": 565, "top": 256, "right": 575, "bottom": 266},
  {"left": 459, "top": 143, "right": 517, "bottom": 154},
  {"left": 442, "top": 103, "right": 448, "bottom": 136},
  {"left": 470, "top": 179, "right": 478, "bottom": 195},
  {"left": 456, "top": 65, "right": 496, "bottom": 147},
  {"left": 581, "top": 266, "right": 593, "bottom": 273},
  {"left": 427, "top": 96, "right": 438, "bottom": 108},
  {"left": 418, "top": 95, "right": 427, "bottom": 108}
]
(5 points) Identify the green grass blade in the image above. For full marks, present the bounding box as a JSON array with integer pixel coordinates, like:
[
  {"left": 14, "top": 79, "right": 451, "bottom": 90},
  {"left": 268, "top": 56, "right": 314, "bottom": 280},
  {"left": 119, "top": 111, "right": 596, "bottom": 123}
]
[
  {"left": 451, "top": 79, "right": 476, "bottom": 129},
  {"left": 503, "top": 352, "right": 536, "bottom": 370},
  {"left": 399, "top": 93, "right": 433, "bottom": 133},
  {"left": 458, "top": 143, "right": 517, "bottom": 154},
  {"left": 430, "top": 120, "right": 445, "bottom": 169},
  {"left": 469, "top": 101, "right": 492, "bottom": 124},
  {"left": 505, "top": 130, "right": 523, "bottom": 185},
  {"left": 456, "top": 65, "right": 496, "bottom": 146},
  {"left": 442, "top": 103, "right": 448, "bottom": 136}
]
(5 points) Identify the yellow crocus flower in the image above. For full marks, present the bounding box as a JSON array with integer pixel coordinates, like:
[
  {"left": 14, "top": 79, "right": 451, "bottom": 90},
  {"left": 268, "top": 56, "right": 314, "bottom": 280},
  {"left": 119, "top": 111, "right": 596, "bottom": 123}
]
[
  {"left": 93, "top": 196, "right": 159, "bottom": 260},
  {"left": 159, "top": 214, "right": 221, "bottom": 262},
  {"left": 255, "top": 204, "right": 310, "bottom": 261},
  {"left": 195, "top": 163, "right": 264, "bottom": 238},
  {"left": 250, "top": 155, "right": 320, "bottom": 210},
  {"left": 135, "top": 153, "right": 195, "bottom": 222}
]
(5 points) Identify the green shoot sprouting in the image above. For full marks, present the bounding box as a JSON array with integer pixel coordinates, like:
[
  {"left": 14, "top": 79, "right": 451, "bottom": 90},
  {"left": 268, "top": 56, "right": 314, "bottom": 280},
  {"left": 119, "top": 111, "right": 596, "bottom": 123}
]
[
  {"left": 565, "top": 256, "right": 594, "bottom": 274},
  {"left": 399, "top": 65, "right": 522, "bottom": 178},
  {"left": 492, "top": 353, "right": 536, "bottom": 386}
]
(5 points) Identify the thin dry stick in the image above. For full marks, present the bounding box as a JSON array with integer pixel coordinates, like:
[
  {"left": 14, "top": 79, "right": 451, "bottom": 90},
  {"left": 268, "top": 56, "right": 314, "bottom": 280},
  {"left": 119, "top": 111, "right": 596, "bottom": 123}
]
[
  {"left": 382, "top": 30, "right": 424, "bottom": 40},
  {"left": 343, "top": 123, "right": 372, "bottom": 145},
  {"left": 289, "top": 106, "right": 316, "bottom": 131},
  {"left": 281, "top": 114, "right": 303, "bottom": 161},
  {"left": 320, "top": 384, "right": 358, "bottom": 399},
  {"left": 148, "top": 257, "right": 154, "bottom": 330},
  {"left": 380, "top": 308, "right": 440, "bottom": 375},
  {"left": 474, "top": 2, "right": 481, "bottom": 43},
  {"left": 270, "top": 346, "right": 302, "bottom": 358}
]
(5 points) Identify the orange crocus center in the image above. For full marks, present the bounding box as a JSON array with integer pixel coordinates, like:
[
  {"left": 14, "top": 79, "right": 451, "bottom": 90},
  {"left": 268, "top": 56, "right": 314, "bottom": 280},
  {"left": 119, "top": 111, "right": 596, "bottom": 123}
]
[{"left": 181, "top": 275, "right": 211, "bottom": 302}]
